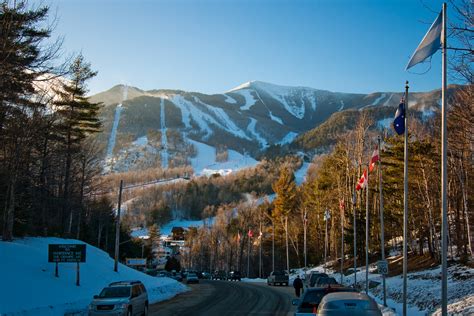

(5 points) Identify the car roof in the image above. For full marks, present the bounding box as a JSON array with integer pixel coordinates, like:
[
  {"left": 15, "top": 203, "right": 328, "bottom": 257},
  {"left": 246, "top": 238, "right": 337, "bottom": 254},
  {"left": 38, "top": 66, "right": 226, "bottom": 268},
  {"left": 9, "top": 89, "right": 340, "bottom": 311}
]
[
  {"left": 109, "top": 280, "right": 143, "bottom": 286},
  {"left": 321, "top": 292, "right": 374, "bottom": 301},
  {"left": 304, "top": 286, "right": 354, "bottom": 293}
]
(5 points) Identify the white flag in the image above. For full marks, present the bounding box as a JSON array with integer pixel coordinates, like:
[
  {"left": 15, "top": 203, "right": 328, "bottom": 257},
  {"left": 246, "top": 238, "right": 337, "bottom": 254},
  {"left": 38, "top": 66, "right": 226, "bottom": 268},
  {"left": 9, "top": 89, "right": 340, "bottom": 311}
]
[{"left": 406, "top": 11, "right": 442, "bottom": 70}]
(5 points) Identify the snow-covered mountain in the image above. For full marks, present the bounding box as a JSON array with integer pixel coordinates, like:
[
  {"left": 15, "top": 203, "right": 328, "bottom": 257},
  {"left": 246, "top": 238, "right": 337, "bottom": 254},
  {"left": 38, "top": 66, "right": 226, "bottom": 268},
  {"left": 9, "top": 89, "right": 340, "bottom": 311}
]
[{"left": 90, "top": 81, "right": 445, "bottom": 173}]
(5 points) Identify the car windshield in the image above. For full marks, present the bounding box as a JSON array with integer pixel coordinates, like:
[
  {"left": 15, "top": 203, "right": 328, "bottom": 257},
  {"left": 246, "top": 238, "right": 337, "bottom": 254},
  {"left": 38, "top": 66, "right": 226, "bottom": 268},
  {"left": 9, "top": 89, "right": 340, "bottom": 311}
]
[
  {"left": 300, "top": 288, "right": 355, "bottom": 309},
  {"left": 99, "top": 286, "right": 131, "bottom": 298},
  {"left": 317, "top": 277, "right": 337, "bottom": 285}
]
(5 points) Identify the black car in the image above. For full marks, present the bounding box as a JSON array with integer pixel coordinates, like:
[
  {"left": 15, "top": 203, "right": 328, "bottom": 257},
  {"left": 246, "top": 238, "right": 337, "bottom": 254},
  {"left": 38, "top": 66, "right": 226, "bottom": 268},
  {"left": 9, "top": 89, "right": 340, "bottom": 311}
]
[
  {"left": 229, "top": 271, "right": 241, "bottom": 281},
  {"left": 292, "top": 286, "right": 357, "bottom": 314},
  {"left": 315, "top": 277, "right": 338, "bottom": 287},
  {"left": 212, "top": 270, "right": 227, "bottom": 280},
  {"left": 307, "top": 272, "right": 329, "bottom": 287}
]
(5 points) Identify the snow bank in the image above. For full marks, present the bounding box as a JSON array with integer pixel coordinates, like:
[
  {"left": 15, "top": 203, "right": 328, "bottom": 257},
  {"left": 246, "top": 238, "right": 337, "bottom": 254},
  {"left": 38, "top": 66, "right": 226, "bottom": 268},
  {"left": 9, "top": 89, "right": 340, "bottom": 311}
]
[{"left": 0, "top": 237, "right": 187, "bottom": 315}]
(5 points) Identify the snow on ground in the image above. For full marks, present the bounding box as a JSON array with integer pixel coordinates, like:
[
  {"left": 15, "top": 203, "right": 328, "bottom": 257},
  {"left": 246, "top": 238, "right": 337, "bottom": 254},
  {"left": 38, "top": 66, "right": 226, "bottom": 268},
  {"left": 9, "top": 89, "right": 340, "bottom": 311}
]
[
  {"left": 250, "top": 81, "right": 308, "bottom": 119},
  {"left": 277, "top": 131, "right": 298, "bottom": 145},
  {"left": 372, "top": 93, "right": 387, "bottom": 106},
  {"left": 105, "top": 104, "right": 123, "bottom": 159},
  {"left": 297, "top": 260, "right": 474, "bottom": 315},
  {"left": 195, "top": 97, "right": 250, "bottom": 140},
  {"left": 294, "top": 162, "right": 311, "bottom": 185},
  {"left": 383, "top": 94, "right": 394, "bottom": 106},
  {"left": 338, "top": 100, "right": 344, "bottom": 111},
  {"left": 232, "top": 89, "right": 257, "bottom": 111},
  {"left": 160, "top": 98, "right": 169, "bottom": 169},
  {"left": 377, "top": 118, "right": 392, "bottom": 130},
  {"left": 0, "top": 237, "right": 187, "bottom": 316},
  {"left": 269, "top": 111, "right": 284, "bottom": 124},
  {"left": 131, "top": 217, "right": 215, "bottom": 238},
  {"left": 187, "top": 138, "right": 258, "bottom": 176},
  {"left": 247, "top": 118, "right": 268, "bottom": 148},
  {"left": 132, "top": 135, "right": 148, "bottom": 147},
  {"left": 223, "top": 93, "right": 237, "bottom": 104}
]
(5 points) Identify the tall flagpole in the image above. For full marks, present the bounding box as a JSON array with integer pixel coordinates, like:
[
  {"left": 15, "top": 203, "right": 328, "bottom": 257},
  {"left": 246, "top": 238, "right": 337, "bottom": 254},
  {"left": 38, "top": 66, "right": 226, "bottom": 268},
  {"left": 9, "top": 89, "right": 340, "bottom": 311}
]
[
  {"left": 403, "top": 81, "right": 409, "bottom": 316},
  {"left": 378, "top": 136, "right": 387, "bottom": 306},
  {"left": 353, "top": 192, "right": 357, "bottom": 288},
  {"left": 441, "top": 3, "right": 448, "bottom": 315},
  {"left": 365, "top": 167, "right": 369, "bottom": 294}
]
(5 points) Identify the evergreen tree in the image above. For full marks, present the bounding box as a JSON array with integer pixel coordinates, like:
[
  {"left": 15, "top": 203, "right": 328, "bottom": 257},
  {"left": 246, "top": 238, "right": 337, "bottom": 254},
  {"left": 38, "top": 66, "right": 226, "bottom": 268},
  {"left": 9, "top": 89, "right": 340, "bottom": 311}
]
[{"left": 53, "top": 54, "right": 101, "bottom": 235}]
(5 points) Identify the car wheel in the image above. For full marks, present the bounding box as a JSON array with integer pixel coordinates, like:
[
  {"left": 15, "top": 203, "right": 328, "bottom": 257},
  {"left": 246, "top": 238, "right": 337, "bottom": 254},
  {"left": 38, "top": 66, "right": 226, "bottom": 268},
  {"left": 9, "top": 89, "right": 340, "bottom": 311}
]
[{"left": 143, "top": 304, "right": 148, "bottom": 316}]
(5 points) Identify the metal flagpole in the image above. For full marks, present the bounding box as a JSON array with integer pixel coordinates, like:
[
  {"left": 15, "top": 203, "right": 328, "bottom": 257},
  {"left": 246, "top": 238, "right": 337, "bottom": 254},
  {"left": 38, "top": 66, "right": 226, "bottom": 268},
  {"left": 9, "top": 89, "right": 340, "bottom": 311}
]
[
  {"left": 403, "top": 81, "right": 409, "bottom": 316},
  {"left": 247, "top": 232, "right": 251, "bottom": 278},
  {"left": 259, "top": 221, "right": 262, "bottom": 278},
  {"left": 304, "top": 210, "right": 307, "bottom": 271},
  {"left": 272, "top": 221, "right": 275, "bottom": 272},
  {"left": 365, "top": 167, "right": 369, "bottom": 294},
  {"left": 324, "top": 210, "right": 329, "bottom": 273},
  {"left": 341, "top": 201, "right": 344, "bottom": 285},
  {"left": 378, "top": 136, "right": 387, "bottom": 306},
  {"left": 114, "top": 180, "right": 123, "bottom": 272},
  {"left": 441, "top": 3, "right": 448, "bottom": 315},
  {"left": 353, "top": 193, "right": 357, "bottom": 288}
]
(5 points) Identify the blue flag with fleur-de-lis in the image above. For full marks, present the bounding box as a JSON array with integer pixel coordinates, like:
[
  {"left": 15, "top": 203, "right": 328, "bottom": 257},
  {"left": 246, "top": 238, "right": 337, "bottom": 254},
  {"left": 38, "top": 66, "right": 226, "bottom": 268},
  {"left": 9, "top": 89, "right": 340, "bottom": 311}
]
[{"left": 393, "top": 100, "right": 406, "bottom": 135}]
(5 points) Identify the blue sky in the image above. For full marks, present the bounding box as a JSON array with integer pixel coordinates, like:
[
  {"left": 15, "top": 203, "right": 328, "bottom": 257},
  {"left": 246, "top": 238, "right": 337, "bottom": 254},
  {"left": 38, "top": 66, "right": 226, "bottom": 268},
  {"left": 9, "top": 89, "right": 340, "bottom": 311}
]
[{"left": 43, "top": 0, "right": 448, "bottom": 95}]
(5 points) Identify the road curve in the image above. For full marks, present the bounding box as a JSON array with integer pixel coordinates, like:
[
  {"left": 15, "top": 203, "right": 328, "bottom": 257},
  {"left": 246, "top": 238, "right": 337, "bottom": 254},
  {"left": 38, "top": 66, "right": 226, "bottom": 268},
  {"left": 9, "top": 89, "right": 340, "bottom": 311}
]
[{"left": 150, "top": 280, "right": 294, "bottom": 316}]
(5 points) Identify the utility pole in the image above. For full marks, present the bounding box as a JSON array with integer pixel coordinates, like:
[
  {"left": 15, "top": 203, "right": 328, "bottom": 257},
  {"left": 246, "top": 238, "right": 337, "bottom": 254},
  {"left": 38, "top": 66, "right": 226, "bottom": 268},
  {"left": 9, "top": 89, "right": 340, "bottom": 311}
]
[
  {"left": 114, "top": 180, "right": 123, "bottom": 272},
  {"left": 403, "top": 81, "right": 409, "bottom": 316},
  {"left": 304, "top": 209, "right": 308, "bottom": 272},
  {"left": 259, "top": 220, "right": 262, "bottom": 278}
]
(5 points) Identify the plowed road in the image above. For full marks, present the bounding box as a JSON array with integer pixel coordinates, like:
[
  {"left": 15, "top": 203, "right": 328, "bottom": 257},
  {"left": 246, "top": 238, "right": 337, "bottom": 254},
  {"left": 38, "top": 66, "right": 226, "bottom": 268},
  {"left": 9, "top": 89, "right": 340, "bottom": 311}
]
[{"left": 150, "top": 280, "right": 297, "bottom": 316}]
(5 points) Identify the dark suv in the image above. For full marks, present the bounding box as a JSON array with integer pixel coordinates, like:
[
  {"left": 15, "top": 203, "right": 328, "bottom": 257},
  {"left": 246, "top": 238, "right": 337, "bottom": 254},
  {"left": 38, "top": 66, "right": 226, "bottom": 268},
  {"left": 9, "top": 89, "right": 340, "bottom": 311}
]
[
  {"left": 212, "top": 270, "right": 228, "bottom": 280},
  {"left": 89, "top": 280, "right": 148, "bottom": 316},
  {"left": 229, "top": 271, "right": 241, "bottom": 281}
]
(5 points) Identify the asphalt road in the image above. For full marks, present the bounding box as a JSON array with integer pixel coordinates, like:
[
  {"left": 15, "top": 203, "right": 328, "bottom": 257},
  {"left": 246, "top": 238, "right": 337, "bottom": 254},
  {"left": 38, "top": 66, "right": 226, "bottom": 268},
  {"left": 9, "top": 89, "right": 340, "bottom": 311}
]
[{"left": 150, "top": 280, "right": 297, "bottom": 316}]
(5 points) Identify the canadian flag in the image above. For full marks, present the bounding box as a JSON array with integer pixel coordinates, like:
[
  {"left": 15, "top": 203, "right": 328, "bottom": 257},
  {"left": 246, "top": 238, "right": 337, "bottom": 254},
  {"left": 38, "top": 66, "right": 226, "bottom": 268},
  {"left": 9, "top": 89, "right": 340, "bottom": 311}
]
[
  {"left": 356, "top": 169, "right": 368, "bottom": 191},
  {"left": 248, "top": 229, "right": 253, "bottom": 238},
  {"left": 369, "top": 146, "right": 380, "bottom": 172}
]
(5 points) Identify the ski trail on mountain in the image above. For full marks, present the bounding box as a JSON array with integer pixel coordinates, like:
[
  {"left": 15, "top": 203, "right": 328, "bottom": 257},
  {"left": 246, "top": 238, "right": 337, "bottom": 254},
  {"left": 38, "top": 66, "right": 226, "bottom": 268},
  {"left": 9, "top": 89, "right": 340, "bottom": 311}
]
[
  {"left": 254, "top": 90, "right": 284, "bottom": 125},
  {"left": 160, "top": 98, "right": 169, "bottom": 169},
  {"left": 106, "top": 104, "right": 123, "bottom": 160}
]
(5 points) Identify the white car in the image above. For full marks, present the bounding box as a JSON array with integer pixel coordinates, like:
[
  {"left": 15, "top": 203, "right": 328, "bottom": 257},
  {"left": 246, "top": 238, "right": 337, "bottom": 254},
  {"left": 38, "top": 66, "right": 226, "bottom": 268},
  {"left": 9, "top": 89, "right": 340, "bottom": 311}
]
[{"left": 317, "top": 292, "right": 382, "bottom": 316}]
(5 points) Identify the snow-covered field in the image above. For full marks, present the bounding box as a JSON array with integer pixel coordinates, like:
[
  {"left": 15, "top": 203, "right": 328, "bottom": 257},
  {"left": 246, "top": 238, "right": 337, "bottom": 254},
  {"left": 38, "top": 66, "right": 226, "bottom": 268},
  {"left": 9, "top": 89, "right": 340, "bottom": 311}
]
[
  {"left": 188, "top": 138, "right": 258, "bottom": 176},
  {"left": 0, "top": 237, "right": 187, "bottom": 316}
]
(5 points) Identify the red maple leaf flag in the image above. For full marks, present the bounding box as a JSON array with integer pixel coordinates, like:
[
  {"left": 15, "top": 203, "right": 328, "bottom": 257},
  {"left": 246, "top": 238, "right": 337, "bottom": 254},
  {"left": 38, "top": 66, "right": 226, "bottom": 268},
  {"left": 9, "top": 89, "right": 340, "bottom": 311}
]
[
  {"left": 248, "top": 229, "right": 253, "bottom": 238},
  {"left": 356, "top": 169, "right": 368, "bottom": 191},
  {"left": 369, "top": 146, "right": 380, "bottom": 172}
]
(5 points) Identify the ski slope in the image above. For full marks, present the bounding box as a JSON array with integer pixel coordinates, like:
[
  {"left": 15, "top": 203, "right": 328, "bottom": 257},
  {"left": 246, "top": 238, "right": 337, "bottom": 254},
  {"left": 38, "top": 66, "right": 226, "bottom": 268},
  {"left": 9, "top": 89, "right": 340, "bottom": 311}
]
[{"left": 160, "top": 98, "right": 169, "bottom": 169}]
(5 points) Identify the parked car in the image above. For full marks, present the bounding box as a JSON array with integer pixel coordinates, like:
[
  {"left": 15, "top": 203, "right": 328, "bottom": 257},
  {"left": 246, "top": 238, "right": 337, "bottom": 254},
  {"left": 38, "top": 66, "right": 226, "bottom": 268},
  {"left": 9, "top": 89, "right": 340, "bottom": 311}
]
[
  {"left": 201, "top": 271, "right": 211, "bottom": 279},
  {"left": 292, "top": 286, "right": 357, "bottom": 316},
  {"left": 171, "top": 272, "right": 183, "bottom": 282},
  {"left": 317, "top": 292, "right": 382, "bottom": 316},
  {"left": 212, "top": 270, "right": 228, "bottom": 280},
  {"left": 267, "top": 270, "right": 289, "bottom": 286},
  {"left": 314, "top": 277, "right": 338, "bottom": 288},
  {"left": 88, "top": 280, "right": 148, "bottom": 316},
  {"left": 186, "top": 272, "right": 199, "bottom": 284},
  {"left": 157, "top": 271, "right": 172, "bottom": 278},
  {"left": 306, "top": 272, "right": 329, "bottom": 287},
  {"left": 229, "top": 271, "right": 241, "bottom": 281}
]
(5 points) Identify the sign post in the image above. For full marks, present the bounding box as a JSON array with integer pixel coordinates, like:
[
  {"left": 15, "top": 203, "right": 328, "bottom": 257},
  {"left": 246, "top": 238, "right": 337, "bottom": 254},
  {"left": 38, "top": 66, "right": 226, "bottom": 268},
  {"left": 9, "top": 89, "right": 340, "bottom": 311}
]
[
  {"left": 48, "top": 244, "right": 86, "bottom": 286},
  {"left": 377, "top": 260, "right": 388, "bottom": 276}
]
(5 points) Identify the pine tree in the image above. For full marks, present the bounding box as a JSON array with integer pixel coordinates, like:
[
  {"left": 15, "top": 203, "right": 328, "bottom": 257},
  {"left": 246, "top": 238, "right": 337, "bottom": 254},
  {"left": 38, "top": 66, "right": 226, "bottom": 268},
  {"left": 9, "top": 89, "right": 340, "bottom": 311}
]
[{"left": 53, "top": 54, "right": 101, "bottom": 235}]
